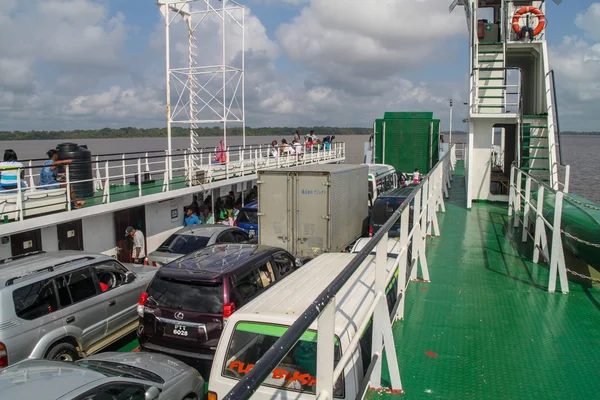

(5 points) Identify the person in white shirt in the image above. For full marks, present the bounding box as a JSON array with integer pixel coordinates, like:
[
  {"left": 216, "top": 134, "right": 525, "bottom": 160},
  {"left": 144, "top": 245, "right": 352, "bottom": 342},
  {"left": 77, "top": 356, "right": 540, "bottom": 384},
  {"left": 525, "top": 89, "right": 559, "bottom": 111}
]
[
  {"left": 125, "top": 226, "right": 145, "bottom": 264},
  {"left": 270, "top": 140, "right": 279, "bottom": 158},
  {"left": 413, "top": 168, "right": 420, "bottom": 185},
  {"left": 281, "top": 139, "right": 295, "bottom": 155},
  {"left": 292, "top": 139, "right": 302, "bottom": 155}
]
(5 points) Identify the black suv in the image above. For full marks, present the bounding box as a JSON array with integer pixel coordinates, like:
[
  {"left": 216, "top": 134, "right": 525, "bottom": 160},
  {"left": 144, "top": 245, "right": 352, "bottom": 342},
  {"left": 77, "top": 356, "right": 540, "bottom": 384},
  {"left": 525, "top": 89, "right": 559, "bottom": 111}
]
[{"left": 137, "top": 244, "right": 301, "bottom": 361}]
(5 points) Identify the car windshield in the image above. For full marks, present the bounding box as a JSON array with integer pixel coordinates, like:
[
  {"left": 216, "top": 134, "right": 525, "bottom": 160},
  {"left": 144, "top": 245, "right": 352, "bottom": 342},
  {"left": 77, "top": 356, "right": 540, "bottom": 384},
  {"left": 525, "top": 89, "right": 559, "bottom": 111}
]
[
  {"left": 223, "top": 322, "right": 344, "bottom": 397},
  {"left": 237, "top": 210, "right": 258, "bottom": 224},
  {"left": 75, "top": 360, "right": 164, "bottom": 384},
  {"left": 147, "top": 276, "right": 224, "bottom": 314},
  {"left": 372, "top": 198, "right": 404, "bottom": 226},
  {"left": 157, "top": 234, "right": 210, "bottom": 254}
]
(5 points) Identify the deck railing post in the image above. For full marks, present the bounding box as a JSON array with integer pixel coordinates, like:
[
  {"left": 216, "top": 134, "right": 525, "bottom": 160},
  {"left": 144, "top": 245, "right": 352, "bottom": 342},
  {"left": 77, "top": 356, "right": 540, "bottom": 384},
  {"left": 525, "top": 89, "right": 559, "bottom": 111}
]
[
  {"left": 93, "top": 156, "right": 102, "bottom": 191},
  {"left": 396, "top": 206, "right": 410, "bottom": 321},
  {"left": 521, "top": 176, "right": 532, "bottom": 243},
  {"left": 563, "top": 165, "right": 570, "bottom": 193},
  {"left": 410, "top": 187, "right": 421, "bottom": 280},
  {"left": 16, "top": 171, "right": 24, "bottom": 221},
  {"left": 28, "top": 161, "right": 34, "bottom": 189},
  {"left": 163, "top": 155, "right": 170, "bottom": 192},
  {"left": 145, "top": 152, "right": 150, "bottom": 172},
  {"left": 316, "top": 298, "right": 336, "bottom": 400},
  {"left": 104, "top": 161, "right": 110, "bottom": 203},
  {"left": 122, "top": 154, "right": 126, "bottom": 186},
  {"left": 533, "top": 186, "right": 549, "bottom": 264},
  {"left": 226, "top": 151, "right": 230, "bottom": 179},
  {"left": 508, "top": 165, "right": 516, "bottom": 217},
  {"left": 66, "top": 164, "right": 72, "bottom": 212},
  {"left": 137, "top": 158, "right": 142, "bottom": 198},
  {"left": 513, "top": 170, "right": 523, "bottom": 228},
  {"left": 548, "top": 191, "right": 569, "bottom": 293}
]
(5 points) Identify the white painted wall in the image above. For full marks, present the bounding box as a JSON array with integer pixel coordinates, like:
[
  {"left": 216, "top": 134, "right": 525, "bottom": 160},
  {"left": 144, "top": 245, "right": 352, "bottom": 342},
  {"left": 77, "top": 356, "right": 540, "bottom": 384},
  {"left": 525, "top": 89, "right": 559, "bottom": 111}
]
[
  {"left": 145, "top": 195, "right": 192, "bottom": 254},
  {"left": 83, "top": 214, "right": 116, "bottom": 256},
  {"left": 469, "top": 119, "right": 495, "bottom": 202},
  {"left": 41, "top": 226, "right": 58, "bottom": 252}
]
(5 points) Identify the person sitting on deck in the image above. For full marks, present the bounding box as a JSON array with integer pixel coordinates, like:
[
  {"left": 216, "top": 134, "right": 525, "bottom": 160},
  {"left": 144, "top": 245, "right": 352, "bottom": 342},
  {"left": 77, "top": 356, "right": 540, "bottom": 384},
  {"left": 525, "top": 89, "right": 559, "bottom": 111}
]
[
  {"left": 184, "top": 207, "right": 200, "bottom": 227},
  {"left": 0, "top": 149, "right": 27, "bottom": 192},
  {"left": 292, "top": 139, "right": 303, "bottom": 155},
  {"left": 40, "top": 149, "right": 86, "bottom": 209},
  {"left": 270, "top": 140, "right": 279, "bottom": 158},
  {"left": 280, "top": 139, "right": 295, "bottom": 156}
]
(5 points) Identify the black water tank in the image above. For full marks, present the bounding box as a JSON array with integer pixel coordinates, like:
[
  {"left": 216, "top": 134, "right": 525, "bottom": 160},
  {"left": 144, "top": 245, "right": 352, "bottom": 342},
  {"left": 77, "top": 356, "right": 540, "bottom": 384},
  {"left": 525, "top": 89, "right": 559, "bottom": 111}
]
[{"left": 57, "top": 143, "right": 94, "bottom": 199}]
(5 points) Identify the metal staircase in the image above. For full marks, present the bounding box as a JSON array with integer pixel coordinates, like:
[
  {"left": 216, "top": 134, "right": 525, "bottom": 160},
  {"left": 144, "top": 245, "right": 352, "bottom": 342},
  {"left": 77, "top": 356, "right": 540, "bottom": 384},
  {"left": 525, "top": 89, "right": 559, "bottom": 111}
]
[{"left": 477, "top": 41, "right": 506, "bottom": 113}]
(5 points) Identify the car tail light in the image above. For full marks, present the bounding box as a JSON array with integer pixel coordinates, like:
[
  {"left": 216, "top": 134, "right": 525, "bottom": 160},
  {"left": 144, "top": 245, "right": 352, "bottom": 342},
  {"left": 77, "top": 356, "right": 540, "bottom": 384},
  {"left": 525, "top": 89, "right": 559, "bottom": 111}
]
[
  {"left": 233, "top": 220, "right": 237, "bottom": 226},
  {"left": 0, "top": 342, "right": 7, "bottom": 367},
  {"left": 152, "top": 261, "right": 157, "bottom": 267},
  {"left": 369, "top": 225, "right": 373, "bottom": 237},
  {"left": 137, "top": 292, "right": 148, "bottom": 317},
  {"left": 223, "top": 302, "right": 236, "bottom": 318},
  {"left": 207, "top": 391, "right": 217, "bottom": 400}
]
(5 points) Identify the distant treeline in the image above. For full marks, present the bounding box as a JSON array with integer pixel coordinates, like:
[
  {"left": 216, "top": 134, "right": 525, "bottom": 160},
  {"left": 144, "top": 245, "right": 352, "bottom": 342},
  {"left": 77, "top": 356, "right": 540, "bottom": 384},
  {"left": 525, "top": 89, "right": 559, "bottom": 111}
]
[
  {"left": 0, "top": 126, "right": 372, "bottom": 141},
  {"left": 1, "top": 127, "right": 597, "bottom": 141}
]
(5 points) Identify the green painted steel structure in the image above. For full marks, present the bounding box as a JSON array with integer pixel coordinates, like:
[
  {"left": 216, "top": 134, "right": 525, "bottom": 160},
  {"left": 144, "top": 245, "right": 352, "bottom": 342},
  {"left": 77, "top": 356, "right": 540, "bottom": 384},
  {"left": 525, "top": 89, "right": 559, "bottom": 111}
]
[
  {"left": 368, "top": 161, "right": 600, "bottom": 399},
  {"left": 373, "top": 112, "right": 440, "bottom": 174}
]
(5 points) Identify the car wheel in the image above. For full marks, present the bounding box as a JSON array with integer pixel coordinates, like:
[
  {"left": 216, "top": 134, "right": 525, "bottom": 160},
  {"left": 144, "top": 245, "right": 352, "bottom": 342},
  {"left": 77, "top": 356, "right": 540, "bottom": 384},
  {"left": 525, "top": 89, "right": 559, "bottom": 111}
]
[{"left": 46, "top": 342, "right": 80, "bottom": 362}]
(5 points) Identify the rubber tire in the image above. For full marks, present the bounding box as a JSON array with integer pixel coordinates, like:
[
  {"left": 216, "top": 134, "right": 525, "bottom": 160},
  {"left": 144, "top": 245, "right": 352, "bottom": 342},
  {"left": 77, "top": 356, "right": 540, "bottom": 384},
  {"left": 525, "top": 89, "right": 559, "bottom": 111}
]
[{"left": 46, "top": 342, "right": 80, "bottom": 362}]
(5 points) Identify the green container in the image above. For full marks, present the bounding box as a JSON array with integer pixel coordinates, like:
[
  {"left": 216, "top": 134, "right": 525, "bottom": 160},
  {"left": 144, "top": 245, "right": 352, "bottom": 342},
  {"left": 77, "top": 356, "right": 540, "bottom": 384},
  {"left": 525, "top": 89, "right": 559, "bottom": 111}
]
[{"left": 373, "top": 112, "right": 439, "bottom": 174}]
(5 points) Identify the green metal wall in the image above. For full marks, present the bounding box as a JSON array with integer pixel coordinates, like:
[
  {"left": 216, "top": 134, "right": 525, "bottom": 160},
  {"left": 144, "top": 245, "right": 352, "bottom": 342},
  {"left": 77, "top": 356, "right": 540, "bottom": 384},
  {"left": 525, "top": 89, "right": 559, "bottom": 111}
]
[{"left": 373, "top": 112, "right": 439, "bottom": 174}]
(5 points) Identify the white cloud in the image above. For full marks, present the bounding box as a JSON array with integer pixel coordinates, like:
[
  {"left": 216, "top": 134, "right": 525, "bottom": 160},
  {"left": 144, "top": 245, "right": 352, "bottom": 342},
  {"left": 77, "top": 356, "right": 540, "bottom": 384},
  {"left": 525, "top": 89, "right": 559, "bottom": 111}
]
[
  {"left": 276, "top": 0, "right": 465, "bottom": 88},
  {"left": 551, "top": 3, "right": 600, "bottom": 129}
]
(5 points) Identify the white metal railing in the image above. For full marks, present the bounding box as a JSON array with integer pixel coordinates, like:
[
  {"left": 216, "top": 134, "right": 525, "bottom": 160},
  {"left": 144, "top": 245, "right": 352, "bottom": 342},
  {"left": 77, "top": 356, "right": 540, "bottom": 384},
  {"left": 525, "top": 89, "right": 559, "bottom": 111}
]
[
  {"left": 542, "top": 41, "right": 559, "bottom": 189},
  {"left": 508, "top": 163, "right": 570, "bottom": 293},
  {"left": 223, "top": 145, "right": 457, "bottom": 400},
  {"left": 0, "top": 142, "right": 345, "bottom": 222}
]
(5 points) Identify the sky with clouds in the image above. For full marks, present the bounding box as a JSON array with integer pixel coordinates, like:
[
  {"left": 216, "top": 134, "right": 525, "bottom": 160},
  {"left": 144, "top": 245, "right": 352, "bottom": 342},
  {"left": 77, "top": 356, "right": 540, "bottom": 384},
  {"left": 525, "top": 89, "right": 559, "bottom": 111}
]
[{"left": 1, "top": 0, "right": 600, "bottom": 132}]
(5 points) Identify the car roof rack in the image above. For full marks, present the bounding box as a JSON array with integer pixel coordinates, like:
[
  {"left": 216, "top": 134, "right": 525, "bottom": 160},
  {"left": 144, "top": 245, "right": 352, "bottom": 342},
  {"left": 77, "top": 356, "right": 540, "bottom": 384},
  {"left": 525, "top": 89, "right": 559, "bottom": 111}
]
[
  {"left": 5, "top": 256, "right": 96, "bottom": 287},
  {"left": 0, "top": 251, "right": 46, "bottom": 265}
]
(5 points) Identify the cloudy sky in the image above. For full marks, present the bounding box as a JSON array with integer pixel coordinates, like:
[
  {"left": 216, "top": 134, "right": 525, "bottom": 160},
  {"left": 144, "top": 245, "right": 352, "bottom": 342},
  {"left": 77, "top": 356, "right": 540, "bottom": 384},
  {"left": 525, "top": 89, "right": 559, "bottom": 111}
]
[{"left": 1, "top": 0, "right": 600, "bottom": 132}]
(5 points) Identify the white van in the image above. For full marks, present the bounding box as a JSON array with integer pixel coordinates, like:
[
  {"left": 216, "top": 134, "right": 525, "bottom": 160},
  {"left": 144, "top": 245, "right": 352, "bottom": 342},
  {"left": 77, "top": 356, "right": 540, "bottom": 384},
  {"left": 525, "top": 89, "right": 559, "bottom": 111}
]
[
  {"left": 366, "top": 164, "right": 397, "bottom": 207},
  {"left": 207, "top": 252, "right": 399, "bottom": 400}
]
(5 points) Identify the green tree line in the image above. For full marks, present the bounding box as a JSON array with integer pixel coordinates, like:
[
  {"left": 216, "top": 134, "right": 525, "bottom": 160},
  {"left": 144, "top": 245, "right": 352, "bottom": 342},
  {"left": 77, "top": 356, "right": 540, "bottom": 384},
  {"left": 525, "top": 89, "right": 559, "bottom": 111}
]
[{"left": 0, "top": 126, "right": 373, "bottom": 141}]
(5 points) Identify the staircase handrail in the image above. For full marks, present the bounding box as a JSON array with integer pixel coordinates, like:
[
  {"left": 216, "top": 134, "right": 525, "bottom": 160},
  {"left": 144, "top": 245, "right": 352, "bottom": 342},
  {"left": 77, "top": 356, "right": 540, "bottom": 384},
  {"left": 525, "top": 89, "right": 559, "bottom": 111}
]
[
  {"left": 547, "top": 69, "right": 564, "bottom": 165},
  {"left": 541, "top": 40, "right": 559, "bottom": 189}
]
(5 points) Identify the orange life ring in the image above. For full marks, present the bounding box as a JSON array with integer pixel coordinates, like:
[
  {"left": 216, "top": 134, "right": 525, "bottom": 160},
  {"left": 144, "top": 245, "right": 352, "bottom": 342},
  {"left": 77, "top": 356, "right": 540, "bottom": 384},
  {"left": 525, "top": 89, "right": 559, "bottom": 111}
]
[{"left": 512, "top": 6, "right": 545, "bottom": 37}]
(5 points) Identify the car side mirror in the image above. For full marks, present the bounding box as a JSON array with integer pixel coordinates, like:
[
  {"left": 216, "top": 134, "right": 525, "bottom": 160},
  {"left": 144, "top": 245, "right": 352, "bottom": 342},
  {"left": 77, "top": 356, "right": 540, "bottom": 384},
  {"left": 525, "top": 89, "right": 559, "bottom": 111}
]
[
  {"left": 125, "top": 271, "right": 136, "bottom": 284},
  {"left": 145, "top": 387, "right": 161, "bottom": 400}
]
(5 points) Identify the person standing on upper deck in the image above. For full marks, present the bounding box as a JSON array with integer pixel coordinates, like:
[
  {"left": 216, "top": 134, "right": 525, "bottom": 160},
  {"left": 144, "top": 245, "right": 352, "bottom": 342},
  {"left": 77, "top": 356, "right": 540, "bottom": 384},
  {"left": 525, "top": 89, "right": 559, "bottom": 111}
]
[
  {"left": 294, "top": 129, "right": 301, "bottom": 143},
  {"left": 125, "top": 226, "right": 145, "bottom": 264}
]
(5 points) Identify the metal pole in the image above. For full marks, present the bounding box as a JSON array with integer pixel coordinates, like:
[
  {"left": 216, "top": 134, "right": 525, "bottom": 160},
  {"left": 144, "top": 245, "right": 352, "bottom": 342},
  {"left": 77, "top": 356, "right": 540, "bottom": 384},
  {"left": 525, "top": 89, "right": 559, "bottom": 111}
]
[
  {"left": 242, "top": 9, "right": 246, "bottom": 148},
  {"left": 449, "top": 99, "right": 453, "bottom": 144},
  {"left": 165, "top": 8, "right": 173, "bottom": 179},
  {"left": 222, "top": 0, "right": 227, "bottom": 149}
]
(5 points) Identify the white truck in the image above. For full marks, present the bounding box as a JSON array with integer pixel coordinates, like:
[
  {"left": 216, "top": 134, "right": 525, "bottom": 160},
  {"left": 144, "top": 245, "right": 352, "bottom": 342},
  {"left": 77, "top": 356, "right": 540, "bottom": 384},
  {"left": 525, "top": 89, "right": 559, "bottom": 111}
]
[{"left": 257, "top": 164, "right": 368, "bottom": 258}]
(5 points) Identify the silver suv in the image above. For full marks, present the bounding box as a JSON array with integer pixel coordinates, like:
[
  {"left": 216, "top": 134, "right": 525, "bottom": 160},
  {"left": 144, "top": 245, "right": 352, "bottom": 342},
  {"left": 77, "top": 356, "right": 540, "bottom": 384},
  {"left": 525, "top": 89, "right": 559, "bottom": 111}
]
[{"left": 0, "top": 251, "right": 156, "bottom": 367}]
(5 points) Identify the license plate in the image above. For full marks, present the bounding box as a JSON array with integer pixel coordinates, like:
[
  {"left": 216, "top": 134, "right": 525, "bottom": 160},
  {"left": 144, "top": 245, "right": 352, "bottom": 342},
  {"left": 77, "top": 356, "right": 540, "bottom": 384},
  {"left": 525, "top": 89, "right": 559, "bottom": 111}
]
[
  {"left": 167, "top": 324, "right": 196, "bottom": 339},
  {"left": 249, "top": 229, "right": 256, "bottom": 237}
]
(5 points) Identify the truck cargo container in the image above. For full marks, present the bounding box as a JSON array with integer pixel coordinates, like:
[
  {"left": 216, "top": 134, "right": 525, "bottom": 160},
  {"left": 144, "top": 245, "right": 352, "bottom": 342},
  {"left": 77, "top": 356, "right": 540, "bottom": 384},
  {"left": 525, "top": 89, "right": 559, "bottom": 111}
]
[{"left": 258, "top": 164, "right": 368, "bottom": 258}]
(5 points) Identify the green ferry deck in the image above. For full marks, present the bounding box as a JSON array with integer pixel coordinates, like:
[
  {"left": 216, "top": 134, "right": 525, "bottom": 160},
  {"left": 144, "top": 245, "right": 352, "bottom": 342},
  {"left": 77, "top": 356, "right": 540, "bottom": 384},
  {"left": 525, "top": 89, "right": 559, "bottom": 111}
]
[{"left": 371, "top": 160, "right": 600, "bottom": 399}]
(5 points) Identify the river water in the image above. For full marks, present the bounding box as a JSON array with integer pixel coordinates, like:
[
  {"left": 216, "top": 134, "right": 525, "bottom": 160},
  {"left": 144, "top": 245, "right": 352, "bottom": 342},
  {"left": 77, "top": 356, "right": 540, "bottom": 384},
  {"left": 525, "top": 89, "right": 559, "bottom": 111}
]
[{"left": 4, "top": 134, "right": 599, "bottom": 203}]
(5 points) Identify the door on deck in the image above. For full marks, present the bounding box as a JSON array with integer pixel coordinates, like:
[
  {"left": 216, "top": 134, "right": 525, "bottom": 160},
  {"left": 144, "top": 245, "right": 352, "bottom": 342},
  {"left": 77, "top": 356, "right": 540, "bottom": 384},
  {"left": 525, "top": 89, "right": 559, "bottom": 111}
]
[
  {"left": 57, "top": 220, "right": 84, "bottom": 251},
  {"left": 113, "top": 206, "right": 146, "bottom": 263},
  {"left": 10, "top": 229, "right": 42, "bottom": 257}
]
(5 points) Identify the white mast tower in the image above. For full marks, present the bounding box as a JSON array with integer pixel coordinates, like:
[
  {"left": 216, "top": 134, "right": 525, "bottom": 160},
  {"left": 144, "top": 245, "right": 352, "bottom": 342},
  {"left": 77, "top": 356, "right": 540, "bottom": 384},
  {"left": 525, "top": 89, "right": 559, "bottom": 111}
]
[{"left": 157, "top": 0, "right": 246, "bottom": 175}]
